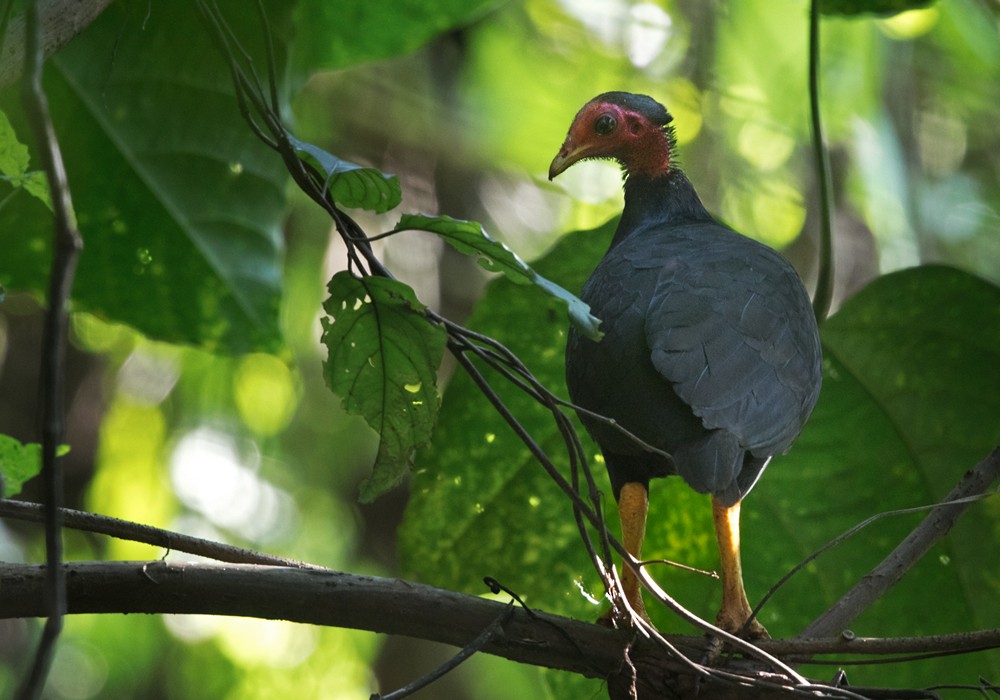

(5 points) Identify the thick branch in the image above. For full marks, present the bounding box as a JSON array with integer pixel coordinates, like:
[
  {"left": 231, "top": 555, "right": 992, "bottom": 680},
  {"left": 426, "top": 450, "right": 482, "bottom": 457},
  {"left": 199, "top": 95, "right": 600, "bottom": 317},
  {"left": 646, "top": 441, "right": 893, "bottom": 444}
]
[
  {"left": 2, "top": 562, "right": 996, "bottom": 699},
  {"left": 800, "top": 447, "right": 1000, "bottom": 639},
  {"left": 0, "top": 0, "right": 114, "bottom": 88},
  {"left": 0, "top": 561, "right": 642, "bottom": 680}
]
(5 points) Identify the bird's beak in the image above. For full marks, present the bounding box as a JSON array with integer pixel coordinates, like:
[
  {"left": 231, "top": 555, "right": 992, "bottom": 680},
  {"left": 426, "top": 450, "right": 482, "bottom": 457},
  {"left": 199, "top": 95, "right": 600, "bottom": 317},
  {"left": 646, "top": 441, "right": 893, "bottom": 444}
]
[{"left": 548, "top": 137, "right": 589, "bottom": 180}]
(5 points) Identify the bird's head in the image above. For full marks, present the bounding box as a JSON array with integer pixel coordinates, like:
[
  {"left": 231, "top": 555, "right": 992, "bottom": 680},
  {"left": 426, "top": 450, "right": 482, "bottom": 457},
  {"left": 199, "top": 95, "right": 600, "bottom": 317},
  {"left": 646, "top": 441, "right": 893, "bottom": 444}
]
[{"left": 548, "top": 92, "right": 676, "bottom": 181}]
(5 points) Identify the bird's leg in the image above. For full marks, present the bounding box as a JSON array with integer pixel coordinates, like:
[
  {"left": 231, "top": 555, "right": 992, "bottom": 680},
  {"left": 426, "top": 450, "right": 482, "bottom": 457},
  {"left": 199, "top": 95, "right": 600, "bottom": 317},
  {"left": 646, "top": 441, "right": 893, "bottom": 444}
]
[
  {"left": 615, "top": 482, "right": 650, "bottom": 622},
  {"left": 711, "top": 495, "right": 768, "bottom": 639}
]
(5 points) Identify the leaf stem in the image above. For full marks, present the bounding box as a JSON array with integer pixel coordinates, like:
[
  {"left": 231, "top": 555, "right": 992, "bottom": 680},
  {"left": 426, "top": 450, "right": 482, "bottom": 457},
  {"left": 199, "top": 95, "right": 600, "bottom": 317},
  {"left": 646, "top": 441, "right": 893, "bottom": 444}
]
[{"left": 809, "top": 0, "right": 835, "bottom": 323}]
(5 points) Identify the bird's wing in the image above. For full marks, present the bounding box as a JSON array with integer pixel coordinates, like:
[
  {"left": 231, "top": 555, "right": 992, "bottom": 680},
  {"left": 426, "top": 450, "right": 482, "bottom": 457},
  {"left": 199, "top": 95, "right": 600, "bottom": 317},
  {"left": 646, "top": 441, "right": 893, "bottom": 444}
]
[{"left": 639, "top": 226, "right": 821, "bottom": 456}]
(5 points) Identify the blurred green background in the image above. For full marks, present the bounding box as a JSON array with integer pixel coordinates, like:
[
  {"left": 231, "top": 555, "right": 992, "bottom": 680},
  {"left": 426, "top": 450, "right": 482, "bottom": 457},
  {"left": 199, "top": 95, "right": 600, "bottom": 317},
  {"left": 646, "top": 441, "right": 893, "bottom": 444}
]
[{"left": 0, "top": 0, "right": 998, "bottom": 697}]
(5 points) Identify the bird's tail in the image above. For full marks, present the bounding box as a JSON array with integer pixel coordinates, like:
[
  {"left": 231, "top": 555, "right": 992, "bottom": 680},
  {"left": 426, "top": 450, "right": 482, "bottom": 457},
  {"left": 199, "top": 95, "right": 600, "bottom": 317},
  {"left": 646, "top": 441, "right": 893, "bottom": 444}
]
[{"left": 673, "top": 431, "right": 770, "bottom": 506}]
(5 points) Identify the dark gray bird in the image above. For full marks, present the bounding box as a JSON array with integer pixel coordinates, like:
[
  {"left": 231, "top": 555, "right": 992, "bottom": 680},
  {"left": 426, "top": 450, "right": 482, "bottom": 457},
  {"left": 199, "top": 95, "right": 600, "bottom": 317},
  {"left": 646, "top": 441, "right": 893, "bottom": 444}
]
[{"left": 550, "top": 92, "right": 822, "bottom": 636}]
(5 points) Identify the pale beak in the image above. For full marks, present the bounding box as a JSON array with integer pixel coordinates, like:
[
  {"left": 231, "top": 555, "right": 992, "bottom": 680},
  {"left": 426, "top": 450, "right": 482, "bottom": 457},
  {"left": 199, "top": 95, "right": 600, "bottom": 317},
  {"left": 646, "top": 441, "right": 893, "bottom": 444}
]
[{"left": 548, "top": 137, "right": 590, "bottom": 180}]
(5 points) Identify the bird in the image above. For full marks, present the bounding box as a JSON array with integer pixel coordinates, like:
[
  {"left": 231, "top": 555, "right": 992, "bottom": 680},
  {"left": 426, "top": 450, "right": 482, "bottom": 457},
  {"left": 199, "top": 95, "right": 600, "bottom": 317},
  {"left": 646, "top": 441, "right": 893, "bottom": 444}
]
[{"left": 549, "top": 92, "right": 822, "bottom": 638}]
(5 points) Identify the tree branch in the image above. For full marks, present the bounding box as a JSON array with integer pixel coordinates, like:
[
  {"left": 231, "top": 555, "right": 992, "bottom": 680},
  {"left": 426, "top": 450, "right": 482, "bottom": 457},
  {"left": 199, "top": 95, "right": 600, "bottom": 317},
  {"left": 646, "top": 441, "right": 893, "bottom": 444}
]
[
  {"left": 0, "top": 561, "right": 638, "bottom": 680},
  {"left": 1, "top": 561, "right": 995, "bottom": 699},
  {"left": 0, "top": 499, "right": 322, "bottom": 569},
  {"left": 800, "top": 447, "right": 1000, "bottom": 639},
  {"left": 16, "top": 0, "right": 86, "bottom": 694}
]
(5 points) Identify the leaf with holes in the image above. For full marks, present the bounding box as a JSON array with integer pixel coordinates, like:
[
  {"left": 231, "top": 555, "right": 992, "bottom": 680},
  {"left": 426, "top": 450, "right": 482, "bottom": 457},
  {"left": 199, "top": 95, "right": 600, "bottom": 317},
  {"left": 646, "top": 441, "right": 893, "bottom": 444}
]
[
  {"left": 321, "top": 272, "right": 447, "bottom": 501},
  {"left": 395, "top": 214, "right": 602, "bottom": 340}
]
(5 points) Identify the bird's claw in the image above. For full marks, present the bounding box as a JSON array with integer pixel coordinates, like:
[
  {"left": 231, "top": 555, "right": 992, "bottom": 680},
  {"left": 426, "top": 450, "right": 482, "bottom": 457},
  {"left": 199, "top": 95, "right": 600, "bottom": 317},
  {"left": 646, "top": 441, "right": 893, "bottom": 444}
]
[{"left": 715, "top": 609, "right": 769, "bottom": 640}]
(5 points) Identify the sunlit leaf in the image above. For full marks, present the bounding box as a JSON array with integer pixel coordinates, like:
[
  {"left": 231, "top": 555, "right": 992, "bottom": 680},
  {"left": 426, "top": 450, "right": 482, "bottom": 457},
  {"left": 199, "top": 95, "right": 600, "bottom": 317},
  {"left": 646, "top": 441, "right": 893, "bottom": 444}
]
[
  {"left": 0, "top": 435, "right": 42, "bottom": 498},
  {"left": 0, "top": 110, "right": 51, "bottom": 209},
  {"left": 321, "top": 272, "right": 447, "bottom": 502},
  {"left": 395, "top": 214, "right": 602, "bottom": 340},
  {"left": 290, "top": 136, "right": 401, "bottom": 214}
]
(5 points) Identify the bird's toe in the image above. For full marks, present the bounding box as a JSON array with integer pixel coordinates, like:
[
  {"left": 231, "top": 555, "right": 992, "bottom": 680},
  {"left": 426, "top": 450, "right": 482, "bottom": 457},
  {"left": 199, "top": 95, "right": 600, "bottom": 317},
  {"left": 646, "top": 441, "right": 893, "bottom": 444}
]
[{"left": 715, "top": 608, "right": 769, "bottom": 640}]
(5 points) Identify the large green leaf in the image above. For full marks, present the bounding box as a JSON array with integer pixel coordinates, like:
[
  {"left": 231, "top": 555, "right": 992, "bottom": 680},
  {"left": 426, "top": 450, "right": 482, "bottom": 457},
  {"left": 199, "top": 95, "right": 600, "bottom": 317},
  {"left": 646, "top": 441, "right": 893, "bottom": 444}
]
[
  {"left": 401, "top": 218, "right": 1000, "bottom": 690},
  {"left": 291, "top": 0, "right": 504, "bottom": 74},
  {"left": 321, "top": 272, "right": 447, "bottom": 502},
  {"left": 0, "top": 0, "right": 291, "bottom": 351},
  {"left": 754, "top": 266, "right": 1000, "bottom": 688}
]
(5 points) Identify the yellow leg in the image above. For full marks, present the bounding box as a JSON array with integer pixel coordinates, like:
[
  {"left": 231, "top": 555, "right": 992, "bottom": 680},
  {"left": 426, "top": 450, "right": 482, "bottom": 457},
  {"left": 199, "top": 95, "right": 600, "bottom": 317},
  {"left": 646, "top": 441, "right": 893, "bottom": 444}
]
[
  {"left": 617, "top": 482, "right": 650, "bottom": 622},
  {"left": 712, "top": 496, "right": 768, "bottom": 638}
]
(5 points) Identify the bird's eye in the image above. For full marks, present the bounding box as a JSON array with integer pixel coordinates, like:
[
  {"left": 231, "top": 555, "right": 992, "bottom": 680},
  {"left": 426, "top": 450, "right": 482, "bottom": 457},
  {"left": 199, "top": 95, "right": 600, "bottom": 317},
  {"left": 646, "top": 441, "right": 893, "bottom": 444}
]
[{"left": 594, "top": 114, "right": 617, "bottom": 135}]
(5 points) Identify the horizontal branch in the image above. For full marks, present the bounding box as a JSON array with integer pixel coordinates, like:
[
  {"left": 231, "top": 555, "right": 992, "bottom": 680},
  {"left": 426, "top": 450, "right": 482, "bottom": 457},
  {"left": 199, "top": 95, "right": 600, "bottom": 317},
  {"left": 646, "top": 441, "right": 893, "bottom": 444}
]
[
  {"left": 2, "top": 561, "right": 997, "bottom": 699},
  {"left": 0, "top": 500, "right": 320, "bottom": 569},
  {"left": 0, "top": 561, "right": 632, "bottom": 679}
]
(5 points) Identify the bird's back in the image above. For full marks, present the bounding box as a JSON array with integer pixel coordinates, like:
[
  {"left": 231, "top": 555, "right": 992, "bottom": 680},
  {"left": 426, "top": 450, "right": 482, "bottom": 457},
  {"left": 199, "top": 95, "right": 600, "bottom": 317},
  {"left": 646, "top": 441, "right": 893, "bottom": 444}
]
[{"left": 567, "top": 204, "right": 822, "bottom": 504}]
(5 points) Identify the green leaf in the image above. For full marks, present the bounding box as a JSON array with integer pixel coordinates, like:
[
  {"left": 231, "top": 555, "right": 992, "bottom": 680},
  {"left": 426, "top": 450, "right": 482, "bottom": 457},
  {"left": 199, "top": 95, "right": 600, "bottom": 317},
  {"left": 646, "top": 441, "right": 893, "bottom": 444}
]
[
  {"left": 402, "top": 213, "right": 1000, "bottom": 688},
  {"left": 321, "top": 272, "right": 447, "bottom": 502},
  {"left": 0, "top": 435, "right": 42, "bottom": 498},
  {"left": 820, "top": 0, "right": 936, "bottom": 16},
  {"left": 0, "top": 110, "right": 51, "bottom": 209},
  {"left": 759, "top": 265, "right": 1000, "bottom": 686},
  {"left": 0, "top": 0, "right": 292, "bottom": 352},
  {"left": 395, "top": 214, "right": 602, "bottom": 340},
  {"left": 289, "top": 136, "right": 401, "bottom": 214}
]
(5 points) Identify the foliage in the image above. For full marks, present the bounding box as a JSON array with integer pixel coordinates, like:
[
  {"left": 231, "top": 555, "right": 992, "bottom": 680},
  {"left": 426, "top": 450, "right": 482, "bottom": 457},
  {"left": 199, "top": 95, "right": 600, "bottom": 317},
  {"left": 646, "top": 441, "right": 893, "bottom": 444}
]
[
  {"left": 0, "top": 0, "right": 291, "bottom": 352},
  {"left": 1, "top": 0, "right": 999, "bottom": 698},
  {"left": 0, "top": 436, "right": 43, "bottom": 498},
  {"left": 321, "top": 272, "right": 447, "bottom": 502},
  {"left": 290, "top": 136, "right": 402, "bottom": 214},
  {"left": 401, "top": 222, "right": 1000, "bottom": 691}
]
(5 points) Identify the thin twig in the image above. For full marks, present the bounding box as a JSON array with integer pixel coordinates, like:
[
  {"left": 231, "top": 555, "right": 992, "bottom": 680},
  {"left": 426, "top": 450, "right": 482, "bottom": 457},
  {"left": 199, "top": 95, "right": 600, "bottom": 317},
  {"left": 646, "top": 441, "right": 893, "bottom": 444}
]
[
  {"left": 371, "top": 603, "right": 515, "bottom": 700},
  {"left": 808, "top": 0, "right": 835, "bottom": 322},
  {"left": 751, "top": 489, "right": 998, "bottom": 628},
  {"left": 16, "top": 0, "right": 84, "bottom": 696},
  {"left": 0, "top": 500, "right": 324, "bottom": 569},
  {"left": 760, "top": 628, "right": 1000, "bottom": 659}
]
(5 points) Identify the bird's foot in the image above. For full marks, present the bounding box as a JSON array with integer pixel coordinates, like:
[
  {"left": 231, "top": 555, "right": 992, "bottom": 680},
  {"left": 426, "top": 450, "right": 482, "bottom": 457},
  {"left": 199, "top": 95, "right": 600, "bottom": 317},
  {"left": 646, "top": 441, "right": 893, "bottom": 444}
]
[
  {"left": 701, "top": 611, "right": 769, "bottom": 666},
  {"left": 715, "top": 608, "right": 769, "bottom": 641}
]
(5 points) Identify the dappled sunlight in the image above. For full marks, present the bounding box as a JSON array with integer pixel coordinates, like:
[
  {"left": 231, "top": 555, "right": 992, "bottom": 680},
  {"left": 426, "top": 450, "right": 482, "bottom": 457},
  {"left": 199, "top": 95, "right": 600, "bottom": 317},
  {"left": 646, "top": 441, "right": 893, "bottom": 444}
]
[{"left": 170, "top": 427, "right": 298, "bottom": 544}]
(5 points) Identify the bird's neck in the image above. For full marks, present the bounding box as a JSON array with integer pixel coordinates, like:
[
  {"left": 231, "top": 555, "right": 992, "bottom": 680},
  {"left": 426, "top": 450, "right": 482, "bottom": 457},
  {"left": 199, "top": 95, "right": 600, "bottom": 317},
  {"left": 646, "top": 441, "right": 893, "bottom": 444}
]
[{"left": 612, "top": 169, "right": 714, "bottom": 247}]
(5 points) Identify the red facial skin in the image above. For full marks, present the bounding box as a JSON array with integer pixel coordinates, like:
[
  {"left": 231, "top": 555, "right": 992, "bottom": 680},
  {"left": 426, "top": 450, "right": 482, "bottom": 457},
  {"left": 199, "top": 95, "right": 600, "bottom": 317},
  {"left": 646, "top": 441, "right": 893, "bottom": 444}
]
[{"left": 548, "top": 100, "right": 672, "bottom": 180}]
